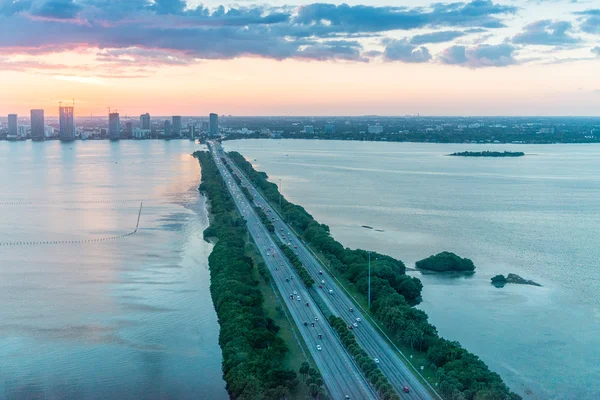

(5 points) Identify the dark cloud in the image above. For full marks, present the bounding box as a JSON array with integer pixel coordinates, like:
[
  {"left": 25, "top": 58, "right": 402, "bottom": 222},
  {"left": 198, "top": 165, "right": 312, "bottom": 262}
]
[
  {"left": 438, "top": 43, "right": 517, "bottom": 67},
  {"left": 512, "top": 20, "right": 581, "bottom": 46},
  {"left": 294, "top": 1, "right": 517, "bottom": 33},
  {"left": 383, "top": 39, "right": 431, "bottom": 63},
  {"left": 0, "top": 1, "right": 518, "bottom": 66},
  {"left": 410, "top": 30, "right": 465, "bottom": 44},
  {"left": 31, "top": 0, "right": 83, "bottom": 20},
  {"left": 575, "top": 9, "right": 600, "bottom": 34},
  {"left": 0, "top": 0, "right": 32, "bottom": 16}
]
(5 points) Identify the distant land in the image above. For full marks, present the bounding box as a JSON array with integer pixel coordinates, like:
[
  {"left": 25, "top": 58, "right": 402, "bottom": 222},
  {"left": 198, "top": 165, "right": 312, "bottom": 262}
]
[{"left": 448, "top": 151, "right": 525, "bottom": 157}]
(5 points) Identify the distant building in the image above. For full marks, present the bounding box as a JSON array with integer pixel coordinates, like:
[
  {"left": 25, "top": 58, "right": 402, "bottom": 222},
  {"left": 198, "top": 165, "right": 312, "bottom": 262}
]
[
  {"left": 164, "top": 119, "right": 171, "bottom": 136},
  {"left": 45, "top": 126, "right": 54, "bottom": 138},
  {"left": 18, "top": 126, "right": 27, "bottom": 137},
  {"left": 304, "top": 125, "right": 314, "bottom": 134},
  {"left": 108, "top": 112, "right": 120, "bottom": 140},
  {"left": 7, "top": 114, "right": 18, "bottom": 138},
  {"left": 539, "top": 127, "right": 555, "bottom": 134},
  {"left": 172, "top": 116, "right": 182, "bottom": 136},
  {"left": 59, "top": 106, "right": 76, "bottom": 141},
  {"left": 140, "top": 113, "right": 151, "bottom": 130},
  {"left": 209, "top": 113, "right": 219, "bottom": 136},
  {"left": 124, "top": 121, "right": 133, "bottom": 139},
  {"left": 133, "top": 128, "right": 150, "bottom": 139},
  {"left": 367, "top": 124, "right": 384, "bottom": 134},
  {"left": 30, "top": 109, "right": 45, "bottom": 140},
  {"left": 324, "top": 124, "right": 335, "bottom": 134}
]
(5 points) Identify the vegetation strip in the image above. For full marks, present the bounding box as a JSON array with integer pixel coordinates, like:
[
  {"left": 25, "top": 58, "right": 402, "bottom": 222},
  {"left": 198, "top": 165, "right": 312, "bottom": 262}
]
[
  {"left": 194, "top": 151, "right": 299, "bottom": 399},
  {"left": 329, "top": 316, "right": 401, "bottom": 400},
  {"left": 228, "top": 150, "right": 522, "bottom": 400},
  {"left": 277, "top": 241, "right": 315, "bottom": 287}
]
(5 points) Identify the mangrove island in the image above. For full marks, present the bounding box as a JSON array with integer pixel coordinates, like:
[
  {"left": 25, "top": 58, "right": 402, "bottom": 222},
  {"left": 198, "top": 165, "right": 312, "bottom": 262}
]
[
  {"left": 416, "top": 251, "right": 476, "bottom": 273},
  {"left": 448, "top": 151, "right": 525, "bottom": 157}
]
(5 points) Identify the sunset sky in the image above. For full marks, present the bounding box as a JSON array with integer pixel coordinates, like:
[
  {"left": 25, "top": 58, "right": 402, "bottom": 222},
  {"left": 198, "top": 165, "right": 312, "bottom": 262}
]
[{"left": 0, "top": 0, "right": 599, "bottom": 116}]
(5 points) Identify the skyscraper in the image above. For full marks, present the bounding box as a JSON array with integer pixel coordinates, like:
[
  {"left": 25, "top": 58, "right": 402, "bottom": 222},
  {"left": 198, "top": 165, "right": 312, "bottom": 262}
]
[
  {"left": 172, "top": 116, "right": 182, "bottom": 136},
  {"left": 30, "top": 109, "right": 45, "bottom": 140},
  {"left": 59, "top": 106, "right": 75, "bottom": 141},
  {"left": 108, "top": 112, "right": 120, "bottom": 140},
  {"left": 140, "top": 113, "right": 150, "bottom": 130},
  {"left": 7, "top": 114, "right": 18, "bottom": 137},
  {"left": 164, "top": 119, "right": 171, "bottom": 136},
  {"left": 209, "top": 113, "right": 218, "bottom": 137}
]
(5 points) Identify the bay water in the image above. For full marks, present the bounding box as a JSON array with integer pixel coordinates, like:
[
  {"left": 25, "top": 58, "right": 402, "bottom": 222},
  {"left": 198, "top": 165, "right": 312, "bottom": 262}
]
[
  {"left": 0, "top": 140, "right": 227, "bottom": 400},
  {"left": 225, "top": 139, "right": 600, "bottom": 400}
]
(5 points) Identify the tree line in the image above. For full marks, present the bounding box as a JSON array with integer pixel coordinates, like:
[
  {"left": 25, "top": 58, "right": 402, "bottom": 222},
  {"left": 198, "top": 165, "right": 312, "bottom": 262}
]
[
  {"left": 277, "top": 241, "right": 315, "bottom": 287},
  {"left": 227, "top": 151, "right": 522, "bottom": 400},
  {"left": 194, "top": 151, "right": 299, "bottom": 399},
  {"left": 329, "top": 316, "right": 400, "bottom": 400}
]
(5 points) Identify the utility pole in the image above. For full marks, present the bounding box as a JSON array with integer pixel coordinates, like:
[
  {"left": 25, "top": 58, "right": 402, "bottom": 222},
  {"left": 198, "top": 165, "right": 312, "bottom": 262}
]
[{"left": 368, "top": 251, "right": 371, "bottom": 309}]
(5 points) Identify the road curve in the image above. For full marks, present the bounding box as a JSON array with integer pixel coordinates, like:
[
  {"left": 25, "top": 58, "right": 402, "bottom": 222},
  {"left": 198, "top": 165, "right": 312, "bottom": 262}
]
[
  {"left": 219, "top": 143, "right": 439, "bottom": 400},
  {"left": 209, "top": 144, "right": 377, "bottom": 400}
]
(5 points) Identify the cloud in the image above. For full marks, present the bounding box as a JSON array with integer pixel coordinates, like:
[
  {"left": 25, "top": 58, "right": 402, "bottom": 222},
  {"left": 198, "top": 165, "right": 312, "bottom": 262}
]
[
  {"left": 410, "top": 30, "right": 466, "bottom": 44},
  {"left": 31, "top": 0, "right": 83, "bottom": 20},
  {"left": 575, "top": 9, "right": 600, "bottom": 34},
  {"left": 296, "top": 40, "right": 368, "bottom": 62},
  {"left": 512, "top": 20, "right": 581, "bottom": 46},
  {"left": 383, "top": 39, "right": 432, "bottom": 63},
  {"left": 592, "top": 46, "right": 600, "bottom": 56},
  {"left": 294, "top": 1, "right": 517, "bottom": 33},
  {"left": 438, "top": 43, "right": 518, "bottom": 67}
]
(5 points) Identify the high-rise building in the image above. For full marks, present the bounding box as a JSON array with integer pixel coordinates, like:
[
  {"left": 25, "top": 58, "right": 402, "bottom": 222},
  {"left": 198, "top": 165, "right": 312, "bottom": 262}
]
[
  {"left": 140, "top": 113, "right": 151, "bottom": 130},
  {"left": 209, "top": 113, "right": 218, "bottom": 137},
  {"left": 303, "top": 125, "right": 314, "bottom": 134},
  {"left": 108, "top": 112, "right": 120, "bottom": 140},
  {"left": 164, "top": 119, "right": 171, "bottom": 136},
  {"left": 172, "top": 116, "right": 182, "bottom": 136},
  {"left": 59, "top": 106, "right": 75, "bottom": 141},
  {"left": 7, "top": 114, "right": 18, "bottom": 137},
  {"left": 324, "top": 124, "right": 335, "bottom": 134},
  {"left": 30, "top": 109, "right": 45, "bottom": 140},
  {"left": 125, "top": 121, "right": 133, "bottom": 138}
]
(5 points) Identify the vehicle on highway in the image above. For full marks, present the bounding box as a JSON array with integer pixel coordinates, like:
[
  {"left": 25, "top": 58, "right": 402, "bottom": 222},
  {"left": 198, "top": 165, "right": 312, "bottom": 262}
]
[
  {"left": 353, "top": 323, "right": 358, "bottom": 328},
  {"left": 349, "top": 308, "right": 354, "bottom": 312},
  {"left": 316, "top": 345, "right": 322, "bottom": 351},
  {"left": 356, "top": 318, "right": 361, "bottom": 322},
  {"left": 311, "top": 322, "right": 315, "bottom": 327},
  {"left": 319, "top": 270, "right": 323, "bottom": 275},
  {"left": 321, "top": 280, "right": 325, "bottom": 284},
  {"left": 329, "top": 289, "right": 333, "bottom": 295},
  {"left": 403, "top": 386, "right": 410, "bottom": 393},
  {"left": 314, "top": 317, "right": 319, "bottom": 321},
  {"left": 374, "top": 358, "right": 380, "bottom": 364},
  {"left": 286, "top": 278, "right": 289, "bottom": 282},
  {"left": 297, "top": 296, "right": 301, "bottom": 301},
  {"left": 303, "top": 322, "right": 308, "bottom": 326},
  {"left": 293, "top": 291, "right": 297, "bottom": 295},
  {"left": 348, "top": 325, "right": 353, "bottom": 330},
  {"left": 318, "top": 334, "right": 323, "bottom": 339},
  {"left": 306, "top": 302, "right": 310, "bottom": 307}
]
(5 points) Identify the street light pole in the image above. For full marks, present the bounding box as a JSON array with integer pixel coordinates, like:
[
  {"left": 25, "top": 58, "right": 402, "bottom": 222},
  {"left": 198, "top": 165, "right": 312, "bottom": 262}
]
[{"left": 368, "top": 251, "right": 371, "bottom": 309}]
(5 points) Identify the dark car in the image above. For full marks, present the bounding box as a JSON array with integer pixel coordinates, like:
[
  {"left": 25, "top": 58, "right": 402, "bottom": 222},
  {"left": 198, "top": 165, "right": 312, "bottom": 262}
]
[{"left": 403, "top": 386, "right": 410, "bottom": 393}]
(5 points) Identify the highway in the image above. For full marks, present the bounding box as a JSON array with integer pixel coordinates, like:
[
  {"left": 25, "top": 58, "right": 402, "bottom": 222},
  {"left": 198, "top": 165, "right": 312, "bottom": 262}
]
[
  {"left": 218, "top": 142, "right": 438, "bottom": 400},
  {"left": 208, "top": 143, "right": 376, "bottom": 400}
]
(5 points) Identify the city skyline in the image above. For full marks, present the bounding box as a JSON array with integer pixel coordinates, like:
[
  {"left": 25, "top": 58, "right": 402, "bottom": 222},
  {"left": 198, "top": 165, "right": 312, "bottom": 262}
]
[{"left": 0, "top": 0, "right": 599, "bottom": 116}]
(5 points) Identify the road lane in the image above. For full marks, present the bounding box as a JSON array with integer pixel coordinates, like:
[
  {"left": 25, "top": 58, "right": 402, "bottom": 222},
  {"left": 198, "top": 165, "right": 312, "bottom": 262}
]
[
  {"left": 221, "top": 144, "right": 439, "bottom": 400},
  {"left": 208, "top": 144, "right": 376, "bottom": 400}
]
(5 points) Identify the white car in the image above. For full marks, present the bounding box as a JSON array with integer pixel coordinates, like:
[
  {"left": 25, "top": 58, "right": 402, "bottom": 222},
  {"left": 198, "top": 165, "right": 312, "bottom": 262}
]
[
  {"left": 356, "top": 318, "right": 361, "bottom": 322},
  {"left": 293, "top": 291, "right": 298, "bottom": 295},
  {"left": 353, "top": 323, "right": 358, "bottom": 328},
  {"left": 297, "top": 296, "right": 301, "bottom": 301},
  {"left": 321, "top": 280, "right": 325, "bottom": 284},
  {"left": 374, "top": 358, "right": 380, "bottom": 364},
  {"left": 316, "top": 345, "right": 322, "bottom": 351}
]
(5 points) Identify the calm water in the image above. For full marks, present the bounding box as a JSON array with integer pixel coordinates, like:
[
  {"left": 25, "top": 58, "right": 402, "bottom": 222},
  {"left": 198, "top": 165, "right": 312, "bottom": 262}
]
[
  {"left": 225, "top": 139, "right": 600, "bottom": 400},
  {"left": 0, "top": 140, "right": 227, "bottom": 400}
]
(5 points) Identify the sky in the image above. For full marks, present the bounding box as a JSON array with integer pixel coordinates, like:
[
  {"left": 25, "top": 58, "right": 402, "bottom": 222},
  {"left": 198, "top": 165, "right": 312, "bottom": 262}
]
[{"left": 0, "top": 0, "right": 599, "bottom": 116}]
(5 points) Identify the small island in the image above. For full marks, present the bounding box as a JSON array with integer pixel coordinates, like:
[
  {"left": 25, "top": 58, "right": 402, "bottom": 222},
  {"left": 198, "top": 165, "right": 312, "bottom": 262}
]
[
  {"left": 448, "top": 151, "right": 525, "bottom": 157},
  {"left": 491, "top": 273, "right": 542, "bottom": 288},
  {"left": 416, "top": 251, "right": 475, "bottom": 273}
]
